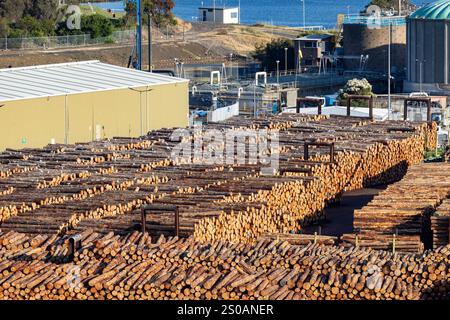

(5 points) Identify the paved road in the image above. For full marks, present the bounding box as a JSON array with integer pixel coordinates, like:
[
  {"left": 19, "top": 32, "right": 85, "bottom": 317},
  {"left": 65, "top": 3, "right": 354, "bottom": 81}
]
[{"left": 303, "top": 187, "right": 387, "bottom": 237}]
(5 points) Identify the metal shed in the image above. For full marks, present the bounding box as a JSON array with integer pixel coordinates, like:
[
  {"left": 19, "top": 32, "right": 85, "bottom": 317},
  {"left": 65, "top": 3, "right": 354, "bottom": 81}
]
[{"left": 0, "top": 60, "right": 189, "bottom": 150}]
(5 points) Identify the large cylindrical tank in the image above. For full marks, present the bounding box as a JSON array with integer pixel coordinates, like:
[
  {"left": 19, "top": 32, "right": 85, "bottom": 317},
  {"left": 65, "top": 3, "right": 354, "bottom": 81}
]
[
  {"left": 343, "top": 19, "right": 406, "bottom": 74},
  {"left": 407, "top": 0, "right": 450, "bottom": 88}
]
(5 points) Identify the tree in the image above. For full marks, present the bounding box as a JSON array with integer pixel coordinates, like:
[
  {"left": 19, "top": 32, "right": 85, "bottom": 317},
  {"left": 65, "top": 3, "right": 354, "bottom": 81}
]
[
  {"left": 252, "top": 39, "right": 296, "bottom": 71},
  {"left": 0, "top": 17, "right": 9, "bottom": 37},
  {"left": 126, "top": 0, "right": 176, "bottom": 28},
  {"left": 81, "top": 14, "right": 113, "bottom": 38},
  {"left": 363, "top": 0, "right": 416, "bottom": 13},
  {"left": 0, "top": 0, "right": 28, "bottom": 22},
  {"left": 27, "top": 0, "right": 60, "bottom": 20},
  {"left": 14, "top": 15, "right": 56, "bottom": 37}
]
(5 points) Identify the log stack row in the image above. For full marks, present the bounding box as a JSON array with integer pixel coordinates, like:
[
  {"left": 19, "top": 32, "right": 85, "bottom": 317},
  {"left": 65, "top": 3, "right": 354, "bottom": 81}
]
[
  {"left": 345, "top": 163, "right": 450, "bottom": 253},
  {"left": 431, "top": 199, "right": 450, "bottom": 249},
  {"left": 0, "top": 230, "right": 448, "bottom": 300},
  {"left": 0, "top": 115, "right": 436, "bottom": 244}
]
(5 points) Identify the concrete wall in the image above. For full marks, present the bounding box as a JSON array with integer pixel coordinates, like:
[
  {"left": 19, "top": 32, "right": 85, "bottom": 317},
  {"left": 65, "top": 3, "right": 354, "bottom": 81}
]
[
  {"left": 0, "top": 82, "right": 189, "bottom": 150},
  {"left": 207, "top": 102, "right": 239, "bottom": 122},
  {"left": 343, "top": 24, "right": 406, "bottom": 74}
]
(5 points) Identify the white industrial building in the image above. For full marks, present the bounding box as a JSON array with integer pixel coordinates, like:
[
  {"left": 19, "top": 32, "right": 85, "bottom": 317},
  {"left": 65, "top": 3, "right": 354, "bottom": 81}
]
[{"left": 198, "top": 6, "right": 239, "bottom": 24}]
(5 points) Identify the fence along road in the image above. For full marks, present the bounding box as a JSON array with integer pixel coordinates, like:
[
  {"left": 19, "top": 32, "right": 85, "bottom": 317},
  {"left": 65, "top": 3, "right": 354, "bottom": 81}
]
[{"left": 0, "top": 25, "right": 191, "bottom": 51}]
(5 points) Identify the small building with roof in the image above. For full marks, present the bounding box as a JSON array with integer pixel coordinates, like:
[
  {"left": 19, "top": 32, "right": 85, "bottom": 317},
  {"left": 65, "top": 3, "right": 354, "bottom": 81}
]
[
  {"left": 295, "top": 34, "right": 336, "bottom": 68},
  {"left": 0, "top": 60, "right": 189, "bottom": 150},
  {"left": 198, "top": 6, "right": 239, "bottom": 24}
]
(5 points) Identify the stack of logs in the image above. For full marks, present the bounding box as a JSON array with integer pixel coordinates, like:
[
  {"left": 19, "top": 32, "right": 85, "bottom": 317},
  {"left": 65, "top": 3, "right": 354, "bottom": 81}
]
[
  {"left": 344, "top": 163, "right": 450, "bottom": 253},
  {"left": 0, "top": 230, "right": 448, "bottom": 300},
  {"left": 431, "top": 199, "right": 450, "bottom": 249},
  {"left": 0, "top": 114, "right": 437, "bottom": 244}
]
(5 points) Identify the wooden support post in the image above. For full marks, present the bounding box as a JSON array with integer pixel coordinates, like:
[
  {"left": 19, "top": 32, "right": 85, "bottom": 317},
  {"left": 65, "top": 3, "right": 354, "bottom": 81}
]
[
  {"left": 347, "top": 97, "right": 351, "bottom": 117},
  {"left": 68, "top": 234, "right": 82, "bottom": 261},
  {"left": 304, "top": 142, "right": 309, "bottom": 160},
  {"left": 427, "top": 99, "right": 432, "bottom": 122},
  {"left": 304, "top": 141, "right": 335, "bottom": 164},
  {"left": 404, "top": 100, "right": 408, "bottom": 121},
  {"left": 141, "top": 204, "right": 180, "bottom": 237},
  {"left": 403, "top": 97, "right": 432, "bottom": 122}
]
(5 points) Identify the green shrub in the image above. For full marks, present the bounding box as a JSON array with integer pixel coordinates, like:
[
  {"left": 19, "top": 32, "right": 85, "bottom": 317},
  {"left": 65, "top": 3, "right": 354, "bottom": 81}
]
[
  {"left": 81, "top": 14, "right": 113, "bottom": 38},
  {"left": 104, "top": 35, "right": 115, "bottom": 44},
  {"left": 338, "top": 78, "right": 375, "bottom": 107}
]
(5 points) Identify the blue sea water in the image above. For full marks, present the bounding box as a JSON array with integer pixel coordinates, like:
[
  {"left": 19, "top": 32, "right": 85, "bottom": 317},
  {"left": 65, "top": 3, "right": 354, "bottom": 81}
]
[{"left": 87, "top": 0, "right": 426, "bottom": 28}]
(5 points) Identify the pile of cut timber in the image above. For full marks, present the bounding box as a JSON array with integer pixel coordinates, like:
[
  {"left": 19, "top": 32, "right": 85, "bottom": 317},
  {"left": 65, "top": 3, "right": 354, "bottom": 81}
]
[
  {"left": 0, "top": 115, "right": 437, "bottom": 244},
  {"left": 431, "top": 199, "right": 450, "bottom": 249},
  {"left": 344, "top": 163, "right": 450, "bottom": 253},
  {"left": 0, "top": 230, "right": 448, "bottom": 300}
]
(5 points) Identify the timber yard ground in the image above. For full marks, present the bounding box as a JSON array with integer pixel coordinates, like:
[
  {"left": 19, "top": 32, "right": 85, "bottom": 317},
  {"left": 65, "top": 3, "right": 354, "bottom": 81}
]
[
  {"left": 303, "top": 187, "right": 387, "bottom": 237},
  {"left": 0, "top": 22, "right": 301, "bottom": 69}
]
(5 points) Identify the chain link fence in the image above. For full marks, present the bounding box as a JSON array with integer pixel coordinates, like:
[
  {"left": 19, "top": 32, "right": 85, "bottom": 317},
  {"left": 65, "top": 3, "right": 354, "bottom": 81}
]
[{"left": 0, "top": 30, "right": 135, "bottom": 51}]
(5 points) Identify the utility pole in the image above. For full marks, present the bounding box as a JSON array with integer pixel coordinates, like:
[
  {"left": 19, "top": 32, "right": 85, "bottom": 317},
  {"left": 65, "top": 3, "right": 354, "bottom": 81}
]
[
  {"left": 388, "top": 23, "right": 392, "bottom": 119},
  {"left": 136, "top": 0, "right": 142, "bottom": 70},
  {"left": 398, "top": 0, "right": 402, "bottom": 16},
  {"left": 301, "top": 0, "right": 306, "bottom": 29},
  {"left": 213, "top": 0, "right": 216, "bottom": 23},
  {"left": 284, "top": 48, "right": 288, "bottom": 74},
  {"left": 415, "top": 59, "right": 425, "bottom": 92},
  {"left": 238, "top": 0, "right": 241, "bottom": 24},
  {"left": 276, "top": 60, "right": 280, "bottom": 84},
  {"left": 420, "top": 61, "right": 424, "bottom": 92},
  {"left": 147, "top": 10, "right": 152, "bottom": 72}
]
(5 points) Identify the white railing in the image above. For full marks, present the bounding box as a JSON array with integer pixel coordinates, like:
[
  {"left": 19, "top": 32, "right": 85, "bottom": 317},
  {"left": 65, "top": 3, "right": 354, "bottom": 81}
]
[{"left": 298, "top": 26, "right": 326, "bottom": 31}]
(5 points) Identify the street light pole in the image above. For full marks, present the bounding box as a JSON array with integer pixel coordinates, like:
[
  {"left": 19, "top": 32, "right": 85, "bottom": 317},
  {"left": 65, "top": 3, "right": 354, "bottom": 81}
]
[
  {"left": 301, "top": 0, "right": 306, "bottom": 29},
  {"left": 416, "top": 59, "right": 424, "bottom": 92},
  {"left": 147, "top": 10, "right": 152, "bottom": 72},
  {"left": 136, "top": 0, "right": 142, "bottom": 70},
  {"left": 420, "top": 61, "right": 423, "bottom": 92},
  {"left": 388, "top": 22, "right": 392, "bottom": 119},
  {"left": 276, "top": 60, "right": 280, "bottom": 84},
  {"left": 284, "top": 48, "right": 288, "bottom": 75}
]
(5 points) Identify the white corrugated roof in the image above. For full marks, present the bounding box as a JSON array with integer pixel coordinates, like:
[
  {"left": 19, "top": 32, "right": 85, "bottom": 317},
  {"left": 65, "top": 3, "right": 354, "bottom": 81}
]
[{"left": 0, "top": 60, "right": 189, "bottom": 102}]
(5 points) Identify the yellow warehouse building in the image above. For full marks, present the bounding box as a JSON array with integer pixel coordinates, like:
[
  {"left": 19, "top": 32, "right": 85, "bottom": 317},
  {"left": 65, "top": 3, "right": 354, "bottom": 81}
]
[{"left": 0, "top": 60, "right": 189, "bottom": 150}]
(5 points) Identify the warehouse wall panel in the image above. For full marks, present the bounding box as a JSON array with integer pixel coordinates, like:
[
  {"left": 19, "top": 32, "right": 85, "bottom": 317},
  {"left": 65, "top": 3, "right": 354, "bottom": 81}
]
[
  {"left": 0, "top": 96, "right": 65, "bottom": 149},
  {"left": 0, "top": 83, "right": 189, "bottom": 150}
]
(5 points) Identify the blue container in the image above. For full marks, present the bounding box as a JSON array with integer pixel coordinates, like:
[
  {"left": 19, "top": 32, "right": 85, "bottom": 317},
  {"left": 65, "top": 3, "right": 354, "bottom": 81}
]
[{"left": 325, "top": 96, "right": 335, "bottom": 107}]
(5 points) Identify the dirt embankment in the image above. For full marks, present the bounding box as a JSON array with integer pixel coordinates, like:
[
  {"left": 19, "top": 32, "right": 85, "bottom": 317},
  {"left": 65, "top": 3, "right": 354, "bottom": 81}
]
[{"left": 0, "top": 22, "right": 300, "bottom": 69}]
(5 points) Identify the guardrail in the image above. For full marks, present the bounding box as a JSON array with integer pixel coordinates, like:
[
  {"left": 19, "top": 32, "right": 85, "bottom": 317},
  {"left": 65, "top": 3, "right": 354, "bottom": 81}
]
[
  {"left": 298, "top": 26, "right": 326, "bottom": 31},
  {"left": 343, "top": 15, "right": 406, "bottom": 27}
]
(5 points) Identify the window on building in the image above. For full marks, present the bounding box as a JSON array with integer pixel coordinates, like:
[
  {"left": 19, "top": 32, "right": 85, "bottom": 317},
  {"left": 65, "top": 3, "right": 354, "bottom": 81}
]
[
  {"left": 231, "top": 12, "right": 238, "bottom": 19},
  {"left": 303, "top": 41, "right": 317, "bottom": 48}
]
